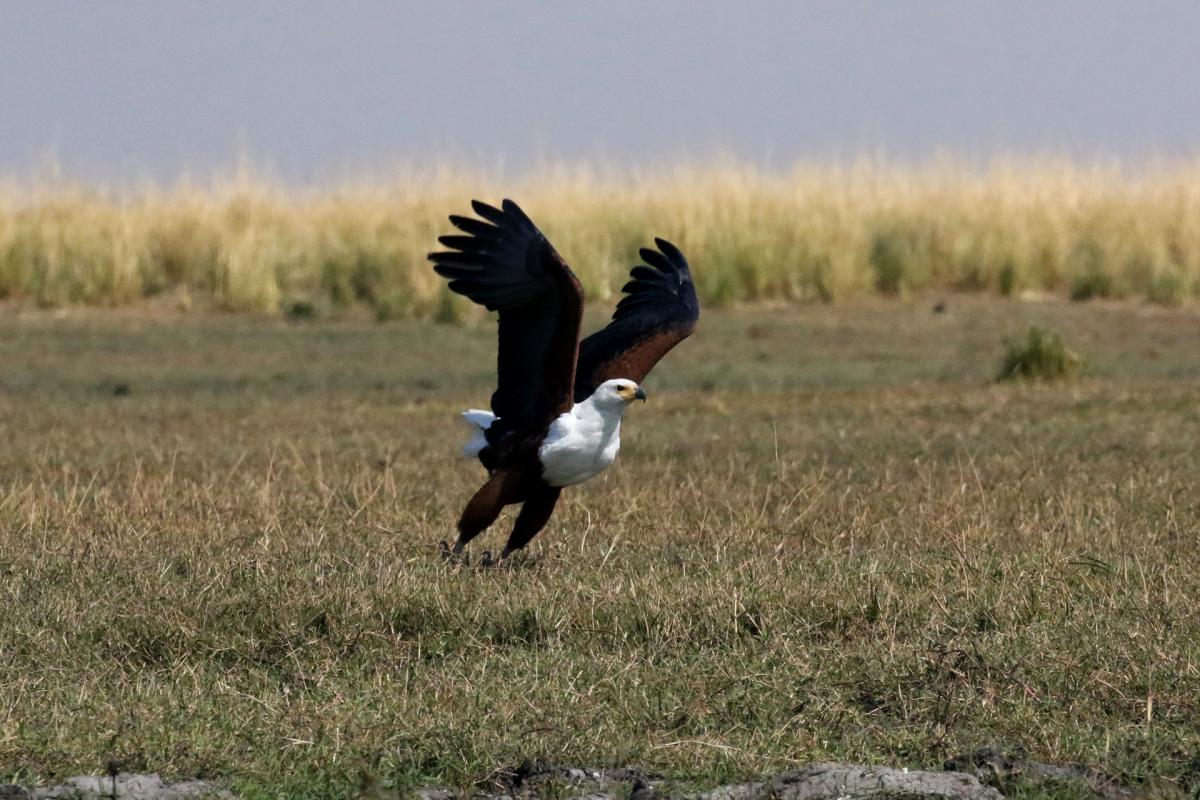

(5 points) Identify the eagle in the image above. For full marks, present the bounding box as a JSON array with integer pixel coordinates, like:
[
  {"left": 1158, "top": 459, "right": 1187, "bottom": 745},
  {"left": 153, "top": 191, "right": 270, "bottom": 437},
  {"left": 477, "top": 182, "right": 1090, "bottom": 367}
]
[{"left": 428, "top": 199, "right": 699, "bottom": 564}]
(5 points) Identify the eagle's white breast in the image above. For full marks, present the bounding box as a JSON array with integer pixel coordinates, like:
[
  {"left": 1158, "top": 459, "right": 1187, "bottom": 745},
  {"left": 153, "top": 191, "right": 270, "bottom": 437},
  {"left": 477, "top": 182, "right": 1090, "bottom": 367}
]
[{"left": 537, "top": 398, "right": 623, "bottom": 487}]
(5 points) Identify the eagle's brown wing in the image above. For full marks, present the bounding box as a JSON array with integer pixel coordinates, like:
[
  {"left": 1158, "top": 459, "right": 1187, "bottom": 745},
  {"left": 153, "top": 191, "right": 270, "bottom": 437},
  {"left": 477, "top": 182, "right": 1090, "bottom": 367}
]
[{"left": 574, "top": 238, "right": 699, "bottom": 401}]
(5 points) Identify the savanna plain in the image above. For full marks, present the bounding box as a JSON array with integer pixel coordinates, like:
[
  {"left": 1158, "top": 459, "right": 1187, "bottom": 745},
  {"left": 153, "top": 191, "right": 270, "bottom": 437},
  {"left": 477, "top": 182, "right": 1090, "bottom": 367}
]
[
  {"left": 2, "top": 163, "right": 1200, "bottom": 799},
  {"left": 3, "top": 298, "right": 1200, "bottom": 799}
]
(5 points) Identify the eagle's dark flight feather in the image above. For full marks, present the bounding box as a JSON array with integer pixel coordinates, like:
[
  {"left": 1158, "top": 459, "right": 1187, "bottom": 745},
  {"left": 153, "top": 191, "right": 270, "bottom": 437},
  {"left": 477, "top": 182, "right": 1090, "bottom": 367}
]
[{"left": 429, "top": 199, "right": 583, "bottom": 457}]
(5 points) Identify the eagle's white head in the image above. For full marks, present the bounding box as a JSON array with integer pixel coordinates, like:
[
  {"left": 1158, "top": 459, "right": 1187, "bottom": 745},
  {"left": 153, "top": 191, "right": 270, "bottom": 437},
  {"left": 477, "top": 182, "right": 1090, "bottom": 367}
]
[{"left": 590, "top": 378, "right": 647, "bottom": 409}]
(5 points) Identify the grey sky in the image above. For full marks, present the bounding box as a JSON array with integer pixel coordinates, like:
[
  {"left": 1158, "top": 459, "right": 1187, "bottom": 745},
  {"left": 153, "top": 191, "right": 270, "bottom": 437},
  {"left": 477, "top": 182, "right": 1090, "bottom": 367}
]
[{"left": 2, "top": 1, "right": 1198, "bottom": 182}]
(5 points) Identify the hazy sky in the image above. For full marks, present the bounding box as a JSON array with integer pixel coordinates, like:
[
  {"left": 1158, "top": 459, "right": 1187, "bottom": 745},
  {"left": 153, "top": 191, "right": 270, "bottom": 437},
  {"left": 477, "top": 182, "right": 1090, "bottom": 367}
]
[{"left": 2, "top": 1, "right": 1198, "bottom": 181}]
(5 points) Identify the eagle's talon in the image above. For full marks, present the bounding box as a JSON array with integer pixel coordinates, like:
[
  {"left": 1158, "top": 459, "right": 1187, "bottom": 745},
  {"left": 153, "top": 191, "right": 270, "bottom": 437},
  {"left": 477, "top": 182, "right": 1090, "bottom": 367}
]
[{"left": 439, "top": 539, "right": 470, "bottom": 566}]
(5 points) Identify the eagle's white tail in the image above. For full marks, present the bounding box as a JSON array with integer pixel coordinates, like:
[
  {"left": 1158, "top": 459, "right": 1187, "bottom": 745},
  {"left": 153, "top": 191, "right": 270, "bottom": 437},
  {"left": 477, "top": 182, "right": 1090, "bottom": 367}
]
[{"left": 460, "top": 409, "right": 497, "bottom": 458}]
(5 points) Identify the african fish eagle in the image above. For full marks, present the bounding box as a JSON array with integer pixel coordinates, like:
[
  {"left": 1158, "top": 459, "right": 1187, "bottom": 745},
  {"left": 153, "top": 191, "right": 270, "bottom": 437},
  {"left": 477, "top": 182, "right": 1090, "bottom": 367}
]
[{"left": 428, "top": 199, "right": 700, "bottom": 564}]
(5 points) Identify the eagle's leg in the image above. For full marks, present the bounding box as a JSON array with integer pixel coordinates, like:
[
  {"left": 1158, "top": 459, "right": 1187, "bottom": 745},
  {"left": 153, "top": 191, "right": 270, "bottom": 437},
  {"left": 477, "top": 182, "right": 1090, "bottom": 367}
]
[
  {"left": 450, "top": 468, "right": 520, "bottom": 559},
  {"left": 496, "top": 484, "right": 562, "bottom": 562}
]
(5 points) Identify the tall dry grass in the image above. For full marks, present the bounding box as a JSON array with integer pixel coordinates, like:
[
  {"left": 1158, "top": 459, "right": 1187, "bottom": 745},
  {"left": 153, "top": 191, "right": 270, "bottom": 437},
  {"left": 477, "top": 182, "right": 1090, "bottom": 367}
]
[{"left": 2, "top": 157, "right": 1200, "bottom": 317}]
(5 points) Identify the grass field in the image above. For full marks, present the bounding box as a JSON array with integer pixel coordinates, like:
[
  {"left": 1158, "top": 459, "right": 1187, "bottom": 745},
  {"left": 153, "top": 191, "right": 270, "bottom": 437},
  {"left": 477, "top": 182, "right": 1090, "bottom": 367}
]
[
  {"left": 4, "top": 158, "right": 1200, "bottom": 316},
  {"left": 2, "top": 297, "right": 1199, "bottom": 799}
]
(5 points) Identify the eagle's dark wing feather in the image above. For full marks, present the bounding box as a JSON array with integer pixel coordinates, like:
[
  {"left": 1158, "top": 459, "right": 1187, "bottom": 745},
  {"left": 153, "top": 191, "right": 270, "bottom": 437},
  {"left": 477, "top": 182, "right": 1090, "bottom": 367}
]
[
  {"left": 429, "top": 199, "right": 584, "bottom": 454},
  {"left": 573, "top": 238, "right": 699, "bottom": 401}
]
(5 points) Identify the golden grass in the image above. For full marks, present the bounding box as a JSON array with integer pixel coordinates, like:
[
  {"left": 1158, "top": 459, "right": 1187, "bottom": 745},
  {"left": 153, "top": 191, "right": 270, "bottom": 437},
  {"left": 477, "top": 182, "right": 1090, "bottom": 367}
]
[{"left": 2, "top": 157, "right": 1200, "bottom": 316}]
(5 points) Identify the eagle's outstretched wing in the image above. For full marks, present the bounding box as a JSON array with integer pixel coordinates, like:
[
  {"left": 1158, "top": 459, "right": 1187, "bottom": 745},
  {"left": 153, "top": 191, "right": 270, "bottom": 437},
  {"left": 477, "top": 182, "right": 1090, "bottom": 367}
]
[
  {"left": 429, "top": 199, "right": 584, "bottom": 451},
  {"left": 574, "top": 238, "right": 699, "bottom": 401}
]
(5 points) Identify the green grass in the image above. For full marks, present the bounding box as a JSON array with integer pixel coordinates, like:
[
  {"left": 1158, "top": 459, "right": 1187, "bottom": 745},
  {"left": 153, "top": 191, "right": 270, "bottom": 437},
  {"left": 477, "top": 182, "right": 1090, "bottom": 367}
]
[
  {"left": 2, "top": 296, "right": 1200, "bottom": 799},
  {"left": 997, "top": 327, "right": 1084, "bottom": 383}
]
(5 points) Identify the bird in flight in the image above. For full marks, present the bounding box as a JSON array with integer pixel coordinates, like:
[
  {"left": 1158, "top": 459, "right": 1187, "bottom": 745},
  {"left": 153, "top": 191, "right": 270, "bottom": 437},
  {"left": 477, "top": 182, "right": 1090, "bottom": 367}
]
[{"left": 428, "top": 199, "right": 700, "bottom": 565}]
